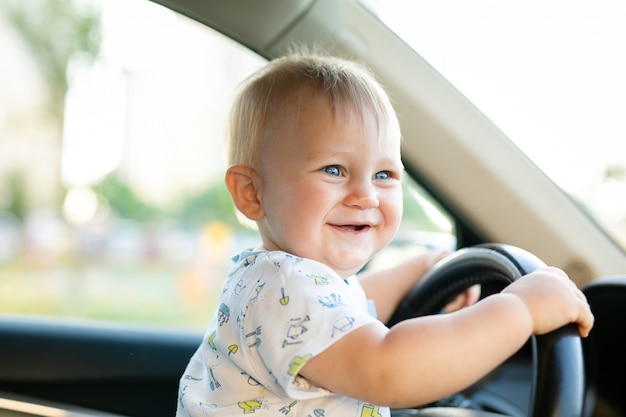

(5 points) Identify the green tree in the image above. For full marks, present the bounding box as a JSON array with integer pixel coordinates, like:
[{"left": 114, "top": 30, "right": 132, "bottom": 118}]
[
  {"left": 94, "top": 173, "right": 162, "bottom": 221},
  {"left": 5, "top": 172, "right": 28, "bottom": 220},
  {"left": 1, "top": 0, "right": 102, "bottom": 214},
  {"left": 174, "top": 182, "right": 241, "bottom": 228},
  {"left": 605, "top": 164, "right": 626, "bottom": 182},
  {"left": 1, "top": 0, "right": 101, "bottom": 119}
]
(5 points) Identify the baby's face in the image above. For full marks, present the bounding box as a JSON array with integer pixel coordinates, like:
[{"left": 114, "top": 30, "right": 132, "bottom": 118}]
[{"left": 255, "top": 90, "right": 403, "bottom": 277}]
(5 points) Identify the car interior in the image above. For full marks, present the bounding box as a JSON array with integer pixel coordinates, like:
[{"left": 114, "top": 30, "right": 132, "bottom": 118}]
[{"left": 1, "top": 0, "right": 626, "bottom": 416}]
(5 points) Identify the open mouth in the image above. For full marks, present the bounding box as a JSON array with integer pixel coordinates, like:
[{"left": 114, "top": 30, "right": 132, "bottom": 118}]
[{"left": 340, "top": 224, "right": 370, "bottom": 232}]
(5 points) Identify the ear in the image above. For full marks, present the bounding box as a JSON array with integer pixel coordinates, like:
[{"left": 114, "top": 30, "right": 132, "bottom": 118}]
[{"left": 225, "top": 165, "right": 264, "bottom": 220}]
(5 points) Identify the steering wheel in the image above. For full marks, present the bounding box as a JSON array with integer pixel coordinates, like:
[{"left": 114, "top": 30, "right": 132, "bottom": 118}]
[{"left": 386, "top": 243, "right": 585, "bottom": 417}]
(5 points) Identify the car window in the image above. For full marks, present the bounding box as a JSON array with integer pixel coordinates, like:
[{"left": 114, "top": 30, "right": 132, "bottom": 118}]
[
  {"left": 0, "top": 0, "right": 454, "bottom": 328},
  {"left": 369, "top": 0, "right": 626, "bottom": 251}
]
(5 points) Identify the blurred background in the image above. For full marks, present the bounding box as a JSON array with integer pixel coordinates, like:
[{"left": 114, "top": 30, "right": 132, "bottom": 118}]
[
  {"left": 0, "top": 0, "right": 267, "bottom": 328},
  {"left": 0, "top": 0, "right": 453, "bottom": 328},
  {"left": 7, "top": 0, "right": 622, "bottom": 329}
]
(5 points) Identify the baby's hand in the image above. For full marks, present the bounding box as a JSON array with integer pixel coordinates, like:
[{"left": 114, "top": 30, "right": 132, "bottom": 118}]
[
  {"left": 423, "top": 251, "right": 481, "bottom": 313},
  {"left": 443, "top": 284, "right": 481, "bottom": 313},
  {"left": 502, "top": 267, "right": 594, "bottom": 337}
]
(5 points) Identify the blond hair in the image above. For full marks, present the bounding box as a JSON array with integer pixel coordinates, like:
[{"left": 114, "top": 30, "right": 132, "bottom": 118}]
[{"left": 227, "top": 53, "right": 400, "bottom": 167}]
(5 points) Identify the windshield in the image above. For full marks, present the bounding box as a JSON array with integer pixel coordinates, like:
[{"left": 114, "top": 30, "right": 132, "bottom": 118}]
[{"left": 369, "top": 0, "right": 626, "bottom": 249}]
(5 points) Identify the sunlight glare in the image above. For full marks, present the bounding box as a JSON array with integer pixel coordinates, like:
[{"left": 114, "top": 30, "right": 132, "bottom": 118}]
[{"left": 62, "top": 186, "right": 101, "bottom": 225}]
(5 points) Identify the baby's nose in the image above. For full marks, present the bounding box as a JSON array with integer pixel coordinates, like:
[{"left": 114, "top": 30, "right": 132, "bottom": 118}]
[{"left": 346, "top": 180, "right": 379, "bottom": 209}]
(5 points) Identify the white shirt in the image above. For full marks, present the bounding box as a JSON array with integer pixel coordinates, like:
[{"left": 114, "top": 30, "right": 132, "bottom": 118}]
[{"left": 176, "top": 248, "right": 389, "bottom": 417}]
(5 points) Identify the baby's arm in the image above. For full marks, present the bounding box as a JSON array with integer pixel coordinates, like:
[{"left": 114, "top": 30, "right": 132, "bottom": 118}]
[
  {"left": 300, "top": 266, "right": 594, "bottom": 408},
  {"left": 359, "top": 251, "right": 478, "bottom": 323},
  {"left": 358, "top": 252, "right": 442, "bottom": 323}
]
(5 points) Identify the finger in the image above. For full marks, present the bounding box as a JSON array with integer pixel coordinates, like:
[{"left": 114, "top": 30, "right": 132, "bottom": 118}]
[
  {"left": 578, "top": 310, "right": 595, "bottom": 338},
  {"left": 463, "top": 285, "right": 481, "bottom": 307},
  {"left": 443, "top": 295, "right": 464, "bottom": 313}
]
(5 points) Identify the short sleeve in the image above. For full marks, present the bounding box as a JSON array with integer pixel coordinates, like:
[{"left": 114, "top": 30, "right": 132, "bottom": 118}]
[{"left": 242, "top": 252, "right": 379, "bottom": 399}]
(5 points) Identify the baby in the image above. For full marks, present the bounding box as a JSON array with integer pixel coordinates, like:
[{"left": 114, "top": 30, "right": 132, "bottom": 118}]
[{"left": 176, "top": 53, "right": 593, "bottom": 416}]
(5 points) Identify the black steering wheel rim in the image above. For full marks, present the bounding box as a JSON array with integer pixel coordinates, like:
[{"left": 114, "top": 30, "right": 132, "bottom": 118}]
[{"left": 387, "top": 243, "right": 585, "bottom": 417}]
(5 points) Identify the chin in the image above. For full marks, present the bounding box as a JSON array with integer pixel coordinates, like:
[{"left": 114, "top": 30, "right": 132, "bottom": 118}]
[{"left": 328, "top": 259, "right": 369, "bottom": 277}]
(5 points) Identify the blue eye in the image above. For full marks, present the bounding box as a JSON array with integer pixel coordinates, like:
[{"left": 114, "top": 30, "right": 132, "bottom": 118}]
[
  {"left": 374, "top": 171, "right": 390, "bottom": 180},
  {"left": 323, "top": 165, "right": 341, "bottom": 176}
]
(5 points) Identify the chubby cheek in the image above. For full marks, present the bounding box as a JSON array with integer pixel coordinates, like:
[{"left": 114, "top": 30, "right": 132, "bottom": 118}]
[
  {"left": 286, "top": 184, "right": 331, "bottom": 229},
  {"left": 262, "top": 182, "right": 328, "bottom": 246},
  {"left": 380, "top": 187, "right": 403, "bottom": 237},
  {"left": 278, "top": 177, "right": 324, "bottom": 211}
]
